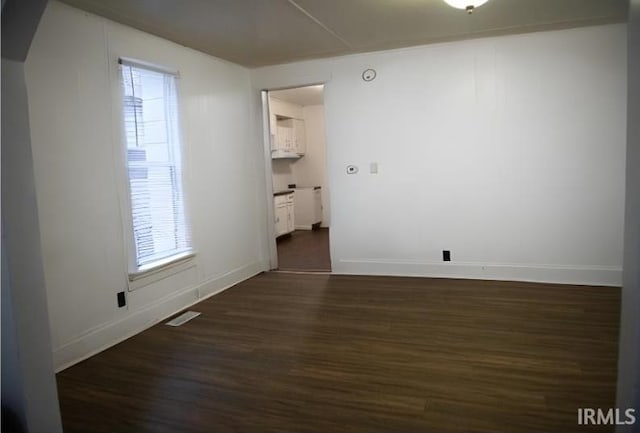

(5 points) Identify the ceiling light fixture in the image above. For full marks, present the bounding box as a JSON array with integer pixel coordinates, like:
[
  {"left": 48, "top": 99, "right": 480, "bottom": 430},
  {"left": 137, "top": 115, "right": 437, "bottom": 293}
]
[{"left": 443, "top": 0, "right": 489, "bottom": 14}]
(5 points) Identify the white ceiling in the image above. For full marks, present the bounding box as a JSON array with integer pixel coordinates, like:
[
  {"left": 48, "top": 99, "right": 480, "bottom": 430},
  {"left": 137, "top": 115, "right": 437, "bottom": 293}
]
[
  {"left": 58, "top": 0, "right": 628, "bottom": 67},
  {"left": 271, "top": 85, "right": 324, "bottom": 106}
]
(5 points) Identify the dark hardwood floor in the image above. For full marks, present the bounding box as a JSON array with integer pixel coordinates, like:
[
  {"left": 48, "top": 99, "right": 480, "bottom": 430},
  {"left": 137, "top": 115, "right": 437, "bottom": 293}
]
[
  {"left": 277, "top": 228, "right": 331, "bottom": 271},
  {"left": 57, "top": 273, "right": 620, "bottom": 433}
]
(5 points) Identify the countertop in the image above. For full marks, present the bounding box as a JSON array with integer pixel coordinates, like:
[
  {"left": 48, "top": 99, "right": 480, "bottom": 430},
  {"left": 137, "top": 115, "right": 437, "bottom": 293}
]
[
  {"left": 289, "top": 186, "right": 321, "bottom": 190},
  {"left": 273, "top": 189, "right": 294, "bottom": 196}
]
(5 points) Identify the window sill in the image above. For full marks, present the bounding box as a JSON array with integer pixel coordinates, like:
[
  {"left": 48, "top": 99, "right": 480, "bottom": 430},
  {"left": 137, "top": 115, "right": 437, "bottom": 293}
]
[{"left": 128, "top": 251, "right": 196, "bottom": 290}]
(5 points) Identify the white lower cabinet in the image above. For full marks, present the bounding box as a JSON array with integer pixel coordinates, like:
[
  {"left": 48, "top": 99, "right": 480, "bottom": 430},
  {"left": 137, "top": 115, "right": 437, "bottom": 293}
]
[
  {"left": 274, "top": 192, "right": 295, "bottom": 237},
  {"left": 275, "top": 204, "right": 288, "bottom": 236},
  {"left": 286, "top": 194, "right": 295, "bottom": 233}
]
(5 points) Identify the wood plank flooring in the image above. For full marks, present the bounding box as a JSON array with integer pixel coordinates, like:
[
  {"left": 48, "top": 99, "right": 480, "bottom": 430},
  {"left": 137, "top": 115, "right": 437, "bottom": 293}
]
[
  {"left": 57, "top": 273, "right": 620, "bottom": 433},
  {"left": 277, "top": 228, "right": 331, "bottom": 271}
]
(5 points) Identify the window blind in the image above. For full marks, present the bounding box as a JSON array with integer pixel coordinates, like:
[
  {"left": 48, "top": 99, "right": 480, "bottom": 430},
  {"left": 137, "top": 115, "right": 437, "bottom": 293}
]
[{"left": 120, "top": 61, "right": 192, "bottom": 268}]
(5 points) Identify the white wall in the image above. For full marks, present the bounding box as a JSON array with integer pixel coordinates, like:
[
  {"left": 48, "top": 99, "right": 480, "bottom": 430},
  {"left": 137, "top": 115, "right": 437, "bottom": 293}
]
[
  {"left": 25, "top": 1, "right": 266, "bottom": 370},
  {"left": 292, "top": 105, "right": 330, "bottom": 226},
  {"left": 270, "top": 96, "right": 303, "bottom": 119},
  {"left": 271, "top": 159, "right": 295, "bottom": 192},
  {"left": 1, "top": 58, "right": 63, "bottom": 432},
  {"left": 1, "top": 235, "right": 27, "bottom": 432},
  {"left": 253, "top": 24, "right": 627, "bottom": 286}
]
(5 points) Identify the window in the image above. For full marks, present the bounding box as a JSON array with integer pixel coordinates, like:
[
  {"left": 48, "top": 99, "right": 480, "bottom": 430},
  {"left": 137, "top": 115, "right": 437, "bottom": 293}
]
[{"left": 120, "top": 60, "right": 191, "bottom": 271}]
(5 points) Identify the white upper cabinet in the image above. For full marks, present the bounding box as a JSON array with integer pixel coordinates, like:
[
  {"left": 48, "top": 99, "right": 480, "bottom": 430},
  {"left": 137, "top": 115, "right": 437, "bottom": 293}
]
[
  {"left": 293, "top": 119, "right": 306, "bottom": 155},
  {"left": 269, "top": 96, "right": 306, "bottom": 158}
]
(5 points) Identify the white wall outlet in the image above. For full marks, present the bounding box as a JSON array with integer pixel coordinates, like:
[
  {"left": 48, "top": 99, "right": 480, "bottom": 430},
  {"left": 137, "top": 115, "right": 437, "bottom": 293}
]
[
  {"left": 370, "top": 162, "right": 378, "bottom": 174},
  {"left": 346, "top": 165, "right": 358, "bottom": 174}
]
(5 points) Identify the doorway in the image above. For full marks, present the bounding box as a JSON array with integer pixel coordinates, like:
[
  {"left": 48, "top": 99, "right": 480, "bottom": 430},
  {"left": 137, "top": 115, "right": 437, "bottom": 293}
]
[{"left": 265, "top": 85, "right": 331, "bottom": 272}]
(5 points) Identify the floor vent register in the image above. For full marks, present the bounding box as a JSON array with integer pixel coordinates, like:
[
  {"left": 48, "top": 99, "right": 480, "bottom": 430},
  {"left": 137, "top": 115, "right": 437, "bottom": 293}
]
[{"left": 165, "top": 311, "right": 201, "bottom": 327}]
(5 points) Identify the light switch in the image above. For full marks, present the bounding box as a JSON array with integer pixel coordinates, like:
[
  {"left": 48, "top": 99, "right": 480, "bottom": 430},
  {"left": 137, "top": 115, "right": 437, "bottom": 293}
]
[{"left": 370, "top": 162, "right": 378, "bottom": 174}]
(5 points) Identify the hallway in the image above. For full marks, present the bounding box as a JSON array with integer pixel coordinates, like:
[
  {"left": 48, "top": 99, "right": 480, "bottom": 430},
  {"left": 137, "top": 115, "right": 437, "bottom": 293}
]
[{"left": 277, "top": 228, "right": 330, "bottom": 272}]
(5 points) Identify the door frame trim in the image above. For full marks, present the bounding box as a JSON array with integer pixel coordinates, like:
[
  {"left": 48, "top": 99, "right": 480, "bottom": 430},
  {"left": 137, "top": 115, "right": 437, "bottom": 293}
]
[{"left": 260, "top": 90, "right": 278, "bottom": 270}]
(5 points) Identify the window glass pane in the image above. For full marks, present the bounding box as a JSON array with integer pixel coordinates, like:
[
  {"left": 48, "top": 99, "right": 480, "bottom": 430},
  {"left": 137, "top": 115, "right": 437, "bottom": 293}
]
[{"left": 121, "top": 63, "right": 191, "bottom": 267}]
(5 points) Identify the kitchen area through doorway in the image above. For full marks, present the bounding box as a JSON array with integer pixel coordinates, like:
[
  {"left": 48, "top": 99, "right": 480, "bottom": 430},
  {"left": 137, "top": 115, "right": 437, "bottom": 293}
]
[{"left": 268, "top": 85, "right": 331, "bottom": 272}]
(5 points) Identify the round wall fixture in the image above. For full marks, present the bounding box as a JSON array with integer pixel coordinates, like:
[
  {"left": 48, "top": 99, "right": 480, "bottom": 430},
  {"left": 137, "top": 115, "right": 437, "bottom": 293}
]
[
  {"left": 362, "top": 68, "right": 377, "bottom": 82},
  {"left": 443, "top": 0, "right": 489, "bottom": 13}
]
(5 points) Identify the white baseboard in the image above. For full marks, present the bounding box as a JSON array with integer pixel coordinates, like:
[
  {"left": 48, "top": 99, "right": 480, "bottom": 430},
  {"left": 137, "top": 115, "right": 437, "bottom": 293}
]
[
  {"left": 334, "top": 258, "right": 622, "bottom": 287},
  {"left": 53, "top": 261, "right": 265, "bottom": 372}
]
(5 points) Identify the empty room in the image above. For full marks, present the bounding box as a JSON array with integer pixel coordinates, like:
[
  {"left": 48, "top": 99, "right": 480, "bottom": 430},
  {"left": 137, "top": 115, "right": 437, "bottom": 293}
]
[{"left": 2, "top": 0, "right": 639, "bottom": 432}]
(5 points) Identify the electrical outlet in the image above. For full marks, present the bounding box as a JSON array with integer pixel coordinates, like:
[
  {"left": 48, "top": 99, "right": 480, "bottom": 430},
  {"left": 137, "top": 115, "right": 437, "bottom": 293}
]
[
  {"left": 443, "top": 250, "right": 451, "bottom": 262},
  {"left": 117, "top": 291, "right": 126, "bottom": 308}
]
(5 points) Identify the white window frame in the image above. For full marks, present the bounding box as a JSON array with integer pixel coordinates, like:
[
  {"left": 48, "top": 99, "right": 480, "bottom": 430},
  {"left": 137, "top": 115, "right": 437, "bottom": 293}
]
[{"left": 115, "top": 57, "right": 195, "bottom": 287}]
